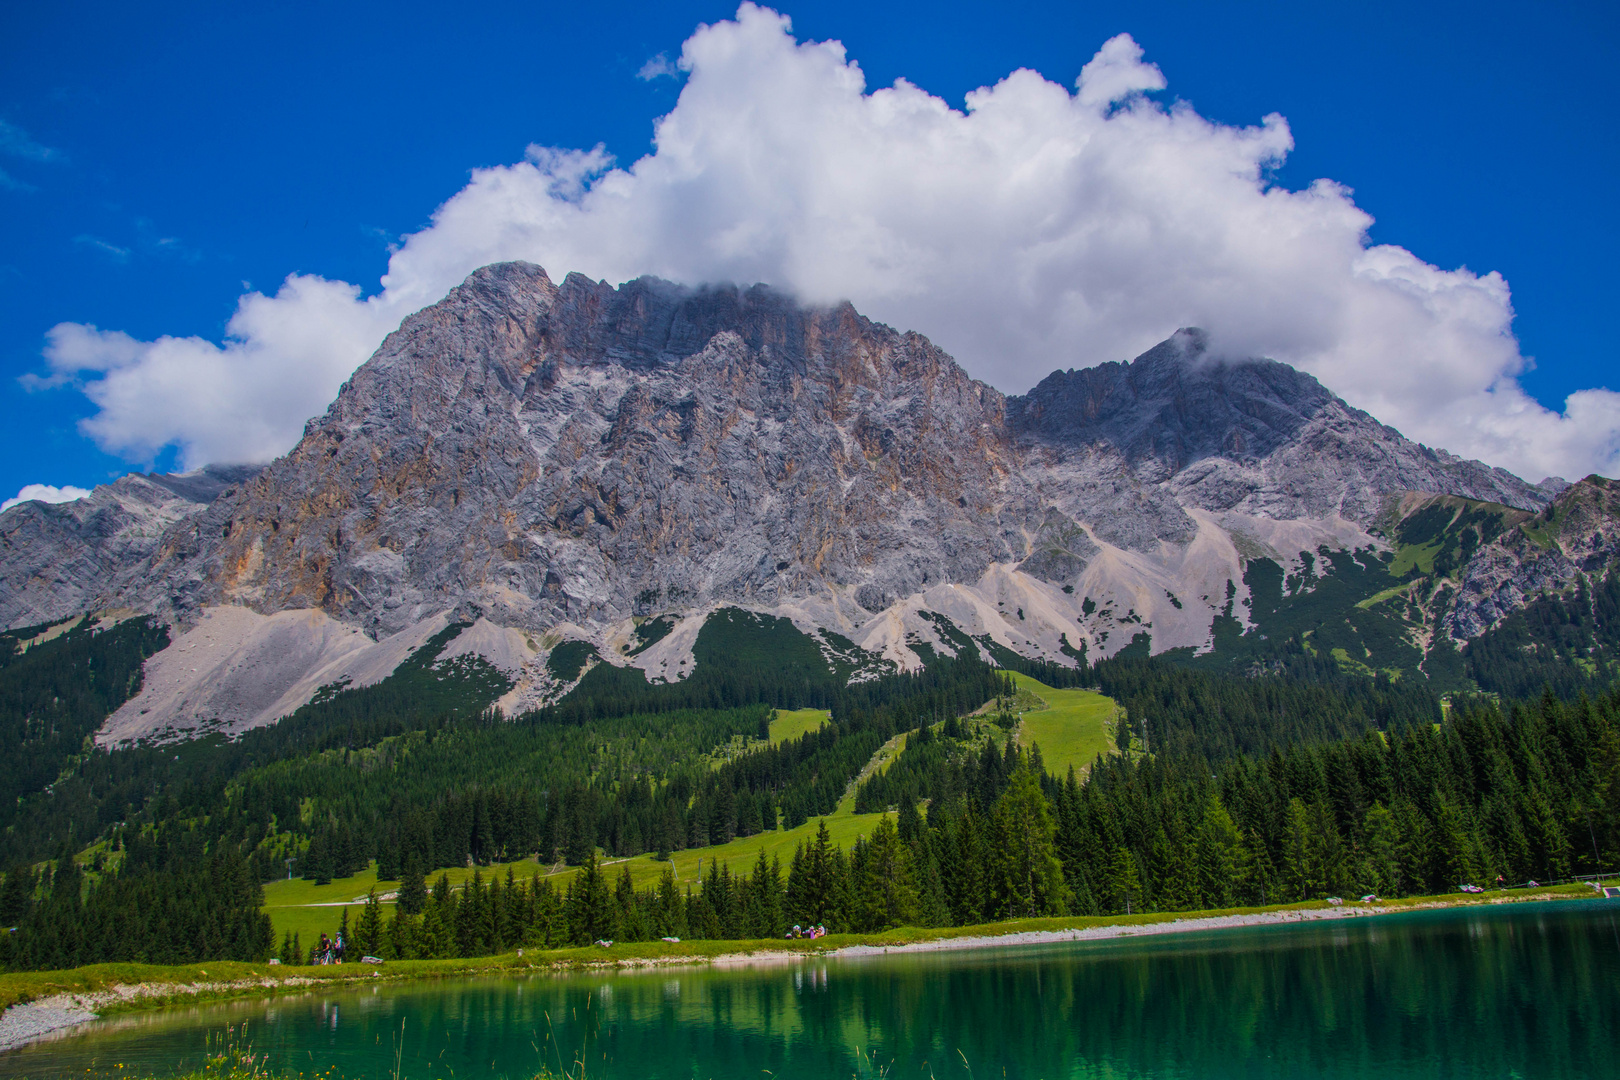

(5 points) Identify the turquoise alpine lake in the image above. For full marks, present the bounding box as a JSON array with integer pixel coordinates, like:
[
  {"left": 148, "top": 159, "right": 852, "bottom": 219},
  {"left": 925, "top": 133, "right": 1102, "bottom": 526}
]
[{"left": 3, "top": 899, "right": 1618, "bottom": 1079}]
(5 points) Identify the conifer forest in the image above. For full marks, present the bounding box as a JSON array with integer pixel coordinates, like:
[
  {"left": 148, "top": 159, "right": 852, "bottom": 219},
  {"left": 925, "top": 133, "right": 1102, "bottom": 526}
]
[{"left": 1, "top": 602, "right": 1617, "bottom": 972}]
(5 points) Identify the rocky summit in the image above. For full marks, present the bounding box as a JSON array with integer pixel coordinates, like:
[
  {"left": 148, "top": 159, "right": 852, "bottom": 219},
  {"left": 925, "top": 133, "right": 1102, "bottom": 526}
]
[{"left": 1, "top": 261, "right": 1612, "bottom": 741}]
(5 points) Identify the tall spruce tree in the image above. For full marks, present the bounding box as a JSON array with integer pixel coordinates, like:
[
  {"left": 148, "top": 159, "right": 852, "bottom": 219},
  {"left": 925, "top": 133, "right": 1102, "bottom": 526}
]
[
  {"left": 994, "top": 769, "right": 1068, "bottom": 918},
  {"left": 856, "top": 816, "right": 917, "bottom": 930},
  {"left": 397, "top": 853, "right": 428, "bottom": 915}
]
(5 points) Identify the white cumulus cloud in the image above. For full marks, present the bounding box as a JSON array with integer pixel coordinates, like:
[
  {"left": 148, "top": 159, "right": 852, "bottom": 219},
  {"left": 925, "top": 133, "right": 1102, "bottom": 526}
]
[
  {"left": 34, "top": 3, "right": 1620, "bottom": 481},
  {"left": 3, "top": 483, "right": 92, "bottom": 512}
]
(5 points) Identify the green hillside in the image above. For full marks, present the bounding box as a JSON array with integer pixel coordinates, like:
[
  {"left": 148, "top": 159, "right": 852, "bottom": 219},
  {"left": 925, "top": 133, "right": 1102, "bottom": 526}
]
[{"left": 1009, "top": 674, "right": 1119, "bottom": 777}]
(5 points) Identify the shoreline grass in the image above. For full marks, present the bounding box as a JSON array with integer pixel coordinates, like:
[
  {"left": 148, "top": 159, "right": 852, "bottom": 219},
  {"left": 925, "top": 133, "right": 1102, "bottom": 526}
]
[{"left": 6, "top": 883, "right": 1598, "bottom": 1018}]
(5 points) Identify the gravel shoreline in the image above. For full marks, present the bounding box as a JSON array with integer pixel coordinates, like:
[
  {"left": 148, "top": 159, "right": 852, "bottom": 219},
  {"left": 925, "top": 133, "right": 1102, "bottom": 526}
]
[
  {"left": 834, "top": 902, "right": 1395, "bottom": 957},
  {"left": 0, "top": 1004, "right": 98, "bottom": 1053},
  {"left": 0, "top": 894, "right": 1573, "bottom": 1055},
  {"left": 0, "top": 977, "right": 298, "bottom": 1056}
]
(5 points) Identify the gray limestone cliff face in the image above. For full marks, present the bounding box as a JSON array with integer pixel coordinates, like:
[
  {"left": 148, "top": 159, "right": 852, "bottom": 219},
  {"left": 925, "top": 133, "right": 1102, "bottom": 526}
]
[
  {"left": 0, "top": 465, "right": 261, "bottom": 628},
  {"left": 143, "top": 264, "right": 1027, "bottom": 634},
  {"left": 6, "top": 262, "right": 1562, "bottom": 640}
]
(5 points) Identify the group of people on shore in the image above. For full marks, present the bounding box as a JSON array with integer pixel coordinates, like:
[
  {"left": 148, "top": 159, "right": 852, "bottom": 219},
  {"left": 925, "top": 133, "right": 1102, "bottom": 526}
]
[
  {"left": 311, "top": 932, "right": 346, "bottom": 965},
  {"left": 786, "top": 924, "right": 827, "bottom": 939}
]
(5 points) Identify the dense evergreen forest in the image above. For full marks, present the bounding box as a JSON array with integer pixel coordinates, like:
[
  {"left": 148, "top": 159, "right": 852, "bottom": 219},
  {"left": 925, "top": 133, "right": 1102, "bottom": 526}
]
[
  {"left": 0, "top": 604, "right": 1617, "bottom": 971},
  {"left": 0, "top": 831, "right": 270, "bottom": 970},
  {"left": 0, "top": 616, "right": 170, "bottom": 843}
]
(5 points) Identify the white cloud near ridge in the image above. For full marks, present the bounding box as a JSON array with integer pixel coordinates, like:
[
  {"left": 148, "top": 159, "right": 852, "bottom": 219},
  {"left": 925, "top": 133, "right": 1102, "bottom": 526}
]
[
  {"left": 3, "top": 483, "right": 91, "bottom": 512},
  {"left": 36, "top": 3, "right": 1620, "bottom": 481}
]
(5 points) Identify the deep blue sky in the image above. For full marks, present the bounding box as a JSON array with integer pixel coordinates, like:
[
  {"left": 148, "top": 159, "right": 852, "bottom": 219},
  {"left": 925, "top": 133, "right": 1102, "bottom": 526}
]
[{"left": 1, "top": 0, "right": 1614, "bottom": 496}]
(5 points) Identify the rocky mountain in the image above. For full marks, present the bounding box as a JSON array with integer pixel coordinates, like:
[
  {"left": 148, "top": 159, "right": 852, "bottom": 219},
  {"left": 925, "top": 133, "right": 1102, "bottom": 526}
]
[
  {"left": 1010, "top": 331, "right": 1541, "bottom": 527},
  {"left": 1, "top": 261, "right": 1609, "bottom": 742},
  {"left": 1445, "top": 475, "right": 1620, "bottom": 640},
  {"left": 0, "top": 464, "right": 261, "bottom": 630}
]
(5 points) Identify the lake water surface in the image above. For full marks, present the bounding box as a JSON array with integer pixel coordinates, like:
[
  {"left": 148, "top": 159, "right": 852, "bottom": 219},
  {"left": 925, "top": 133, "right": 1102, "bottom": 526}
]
[{"left": 3, "top": 899, "right": 1618, "bottom": 1080}]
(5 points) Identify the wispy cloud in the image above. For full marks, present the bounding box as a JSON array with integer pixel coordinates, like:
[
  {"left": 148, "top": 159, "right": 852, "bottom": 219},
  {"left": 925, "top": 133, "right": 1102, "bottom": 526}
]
[
  {"left": 0, "top": 119, "right": 62, "bottom": 163},
  {"left": 637, "top": 52, "right": 679, "bottom": 80},
  {"left": 74, "top": 234, "right": 132, "bottom": 262},
  {"left": 0, "top": 119, "right": 63, "bottom": 192},
  {"left": 149, "top": 231, "right": 201, "bottom": 263},
  {"left": 361, "top": 223, "right": 401, "bottom": 254}
]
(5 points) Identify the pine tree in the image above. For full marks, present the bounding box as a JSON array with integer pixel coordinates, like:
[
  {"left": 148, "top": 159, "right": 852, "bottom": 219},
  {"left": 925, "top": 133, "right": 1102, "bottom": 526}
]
[
  {"left": 1104, "top": 846, "right": 1142, "bottom": 915},
  {"left": 303, "top": 832, "right": 332, "bottom": 886},
  {"left": 397, "top": 853, "right": 428, "bottom": 915},
  {"left": 564, "top": 795, "right": 596, "bottom": 866},
  {"left": 419, "top": 874, "right": 457, "bottom": 958},
  {"left": 420, "top": 900, "right": 454, "bottom": 959},
  {"left": 375, "top": 836, "right": 401, "bottom": 882},
  {"left": 357, "top": 888, "right": 383, "bottom": 957},
  {"left": 384, "top": 908, "right": 416, "bottom": 960},
  {"left": 911, "top": 831, "right": 951, "bottom": 927},
  {"left": 613, "top": 866, "right": 643, "bottom": 941},
  {"left": 531, "top": 876, "right": 564, "bottom": 948},
  {"left": 827, "top": 847, "right": 856, "bottom": 933},
  {"left": 993, "top": 769, "right": 1068, "bottom": 918},
  {"left": 456, "top": 870, "right": 484, "bottom": 957},
  {"left": 566, "top": 852, "right": 613, "bottom": 944},
  {"left": 896, "top": 799, "right": 923, "bottom": 844},
  {"left": 653, "top": 865, "right": 684, "bottom": 938},
  {"left": 497, "top": 868, "right": 519, "bottom": 950},
  {"left": 1237, "top": 828, "right": 1278, "bottom": 906},
  {"left": 0, "top": 865, "right": 32, "bottom": 926},
  {"left": 743, "top": 849, "right": 785, "bottom": 938},
  {"left": 948, "top": 809, "right": 989, "bottom": 925},
  {"left": 792, "top": 820, "right": 837, "bottom": 926},
  {"left": 1283, "top": 798, "right": 1317, "bottom": 901},
  {"left": 1361, "top": 802, "right": 1400, "bottom": 896},
  {"left": 856, "top": 816, "right": 917, "bottom": 930},
  {"left": 1194, "top": 799, "right": 1241, "bottom": 909}
]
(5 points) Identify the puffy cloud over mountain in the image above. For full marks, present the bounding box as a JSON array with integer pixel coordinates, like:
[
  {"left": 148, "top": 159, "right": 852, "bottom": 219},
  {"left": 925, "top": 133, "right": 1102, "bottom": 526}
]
[{"left": 39, "top": 3, "right": 1620, "bottom": 481}]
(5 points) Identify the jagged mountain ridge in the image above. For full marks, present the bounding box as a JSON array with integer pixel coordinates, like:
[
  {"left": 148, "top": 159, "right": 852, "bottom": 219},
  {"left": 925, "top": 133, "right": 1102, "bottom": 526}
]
[
  {"left": 151, "top": 262, "right": 1017, "bottom": 633},
  {"left": 0, "top": 260, "right": 1594, "bottom": 741},
  {"left": 142, "top": 263, "right": 1538, "bottom": 626},
  {"left": 1012, "top": 333, "right": 1540, "bottom": 526}
]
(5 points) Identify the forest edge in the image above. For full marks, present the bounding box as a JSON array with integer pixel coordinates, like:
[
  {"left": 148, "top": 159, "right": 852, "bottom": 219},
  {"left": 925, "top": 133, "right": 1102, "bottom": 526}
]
[{"left": 0, "top": 883, "right": 1606, "bottom": 1053}]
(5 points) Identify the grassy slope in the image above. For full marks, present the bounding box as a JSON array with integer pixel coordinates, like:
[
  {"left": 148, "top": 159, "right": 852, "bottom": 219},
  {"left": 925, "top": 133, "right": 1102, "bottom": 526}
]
[
  {"left": 269, "top": 679, "right": 1101, "bottom": 945},
  {"left": 767, "top": 707, "right": 829, "bottom": 746},
  {"left": 12, "top": 886, "right": 1600, "bottom": 1017},
  {"left": 267, "top": 816, "right": 900, "bottom": 946},
  {"left": 265, "top": 720, "right": 894, "bottom": 946},
  {"left": 1009, "top": 673, "right": 1118, "bottom": 778}
]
